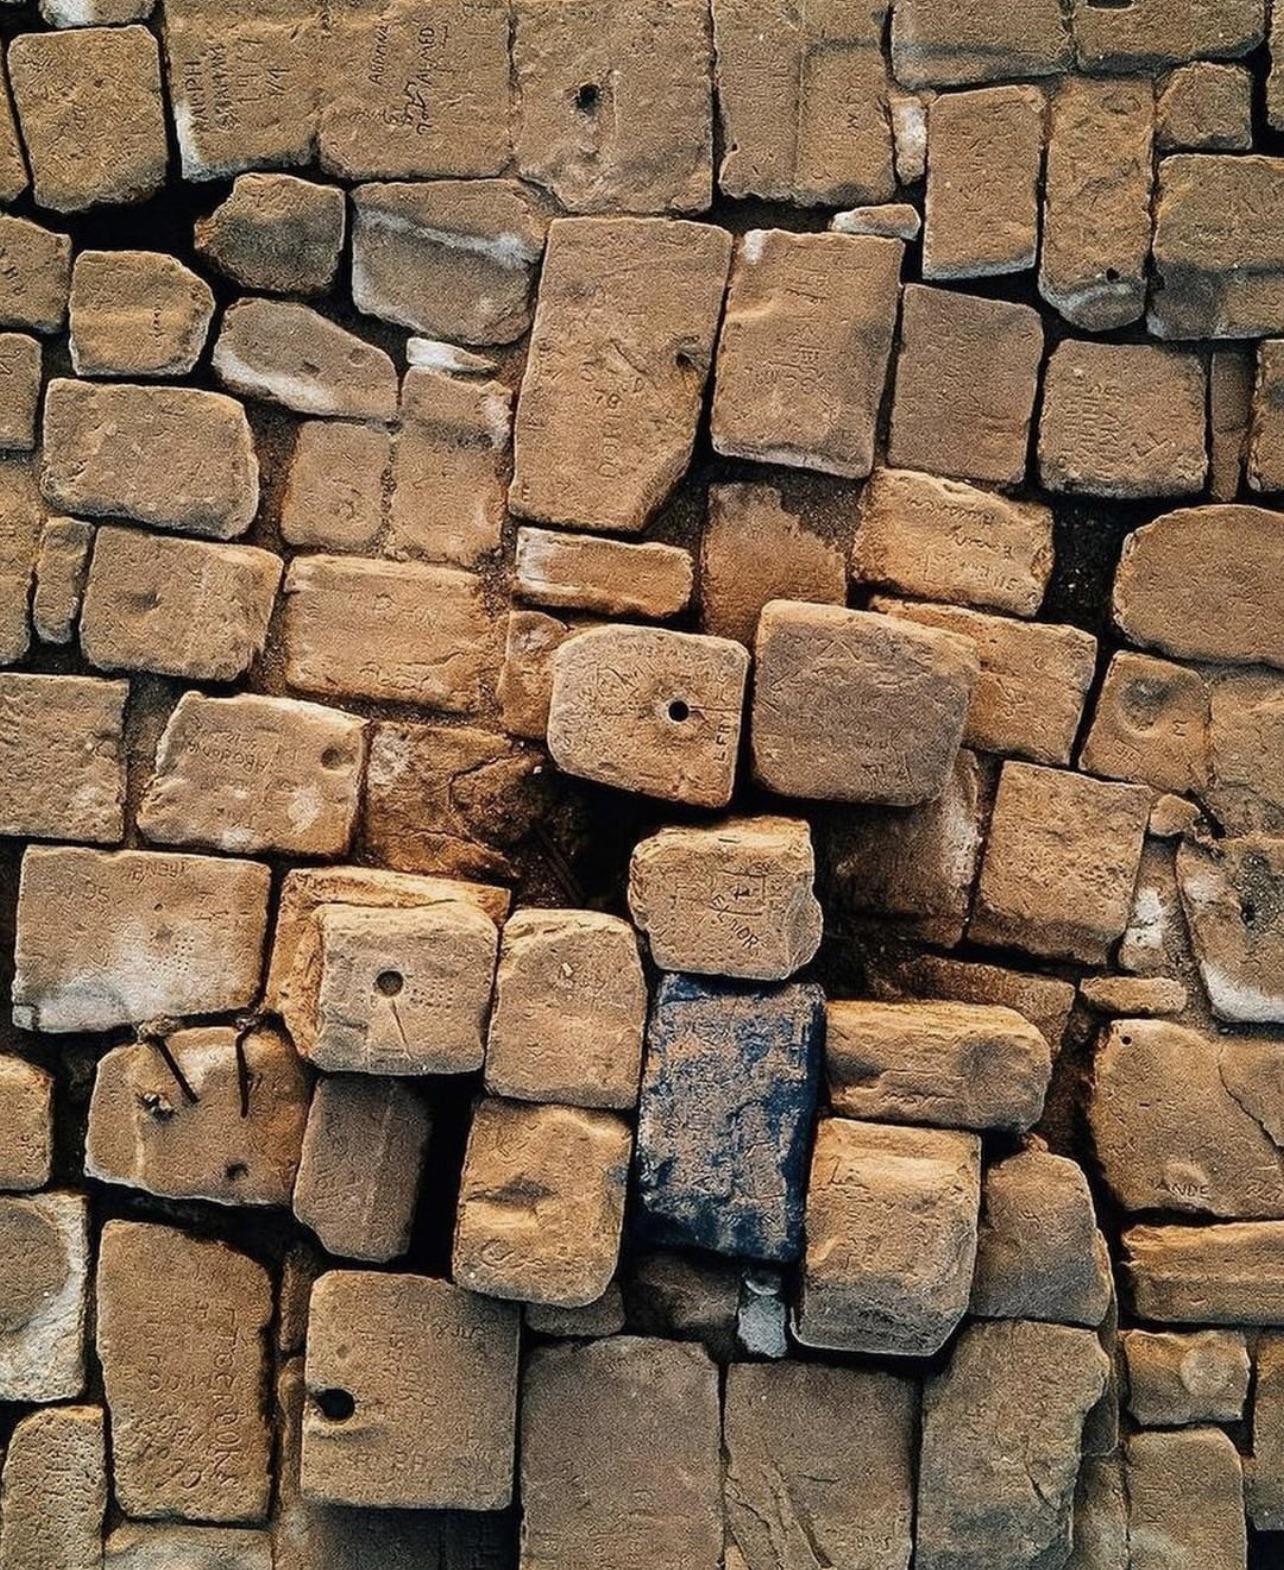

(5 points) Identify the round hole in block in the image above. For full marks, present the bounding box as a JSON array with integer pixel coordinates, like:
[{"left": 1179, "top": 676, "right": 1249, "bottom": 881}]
[
  {"left": 314, "top": 1387, "right": 356, "bottom": 1422},
  {"left": 574, "top": 82, "right": 600, "bottom": 113},
  {"left": 375, "top": 969, "right": 404, "bottom": 997},
  {"left": 668, "top": 699, "right": 691, "bottom": 723},
  {"left": 225, "top": 1162, "right": 248, "bottom": 1182}
]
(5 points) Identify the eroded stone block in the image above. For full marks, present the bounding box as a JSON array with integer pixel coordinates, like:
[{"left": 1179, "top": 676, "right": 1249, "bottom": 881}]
[
  {"left": 32, "top": 517, "right": 92, "bottom": 645},
  {"left": 1124, "top": 1219, "right": 1284, "bottom": 1322},
  {"left": 1158, "top": 61, "right": 1252, "bottom": 151},
  {"left": 105, "top": 1525, "right": 271, "bottom": 1570},
  {"left": 0, "top": 1406, "right": 104, "bottom": 1570},
  {"left": 1123, "top": 1329, "right": 1249, "bottom": 1425},
  {"left": 870, "top": 950, "right": 1077, "bottom": 1049},
  {"left": 214, "top": 297, "right": 397, "bottom": 420},
  {"left": 196, "top": 173, "right": 345, "bottom": 295},
  {"left": 525, "top": 1285, "right": 625, "bottom": 1340},
  {"left": 891, "top": 0, "right": 1072, "bottom": 87},
  {"left": 279, "top": 419, "right": 389, "bottom": 553},
  {"left": 1206, "top": 667, "right": 1284, "bottom": 833},
  {"left": 0, "top": 1057, "right": 51, "bottom": 1192},
  {"left": 0, "top": 1191, "right": 88, "bottom": 1402},
  {"left": 0, "top": 216, "right": 69, "bottom": 334},
  {"left": 1126, "top": 1427, "right": 1247, "bottom": 1570},
  {"left": 1250, "top": 1334, "right": 1284, "bottom": 1528},
  {"left": 0, "top": 333, "right": 39, "bottom": 450},
  {"left": 1073, "top": 0, "right": 1264, "bottom": 72},
  {"left": 1081, "top": 650, "right": 1210, "bottom": 796},
  {"left": 1081, "top": 974, "right": 1189, "bottom": 1017},
  {"left": 1177, "top": 833, "right": 1284, "bottom": 1023},
  {"left": 0, "top": 63, "right": 26, "bottom": 205},
  {"left": 0, "top": 673, "right": 125, "bottom": 843},
  {"left": 516, "top": 527, "right": 693, "bottom": 620},
  {"left": 0, "top": 459, "right": 44, "bottom": 662},
  {"left": 69, "top": 250, "right": 214, "bottom": 378}
]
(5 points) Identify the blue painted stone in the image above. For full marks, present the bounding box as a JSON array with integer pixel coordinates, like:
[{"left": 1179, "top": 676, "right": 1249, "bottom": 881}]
[{"left": 634, "top": 974, "right": 824, "bottom": 1262}]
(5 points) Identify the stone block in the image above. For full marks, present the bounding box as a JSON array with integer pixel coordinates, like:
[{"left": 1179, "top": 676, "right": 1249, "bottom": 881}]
[
  {"left": 30, "top": 517, "right": 89, "bottom": 645},
  {"left": 69, "top": 250, "right": 214, "bottom": 377},
  {"left": 213, "top": 298, "right": 397, "bottom": 420},
  {"left": 1177, "top": 834, "right": 1284, "bottom": 1023},
  {"left": 196, "top": 173, "right": 346, "bottom": 295},
  {"left": 1206, "top": 667, "right": 1284, "bottom": 833},
  {"left": 1211, "top": 348, "right": 1253, "bottom": 500},
  {"left": 0, "top": 1057, "right": 51, "bottom": 1192},
  {"left": 0, "top": 459, "right": 43, "bottom": 663},
  {"left": 0, "top": 333, "right": 39, "bottom": 450},
  {"left": 1073, "top": 0, "right": 1264, "bottom": 72},
  {"left": 890, "top": 0, "right": 1072, "bottom": 87},
  {"left": 0, "top": 673, "right": 126, "bottom": 842},
  {"left": 515, "top": 527, "right": 693, "bottom": 620},
  {"left": 0, "top": 63, "right": 25, "bottom": 204},
  {"left": 1251, "top": 338, "right": 1284, "bottom": 496},
  {"left": 105, "top": 1525, "right": 271, "bottom": 1570},
  {"left": 524, "top": 1285, "right": 626, "bottom": 1340},
  {"left": 0, "top": 1406, "right": 104, "bottom": 1570},
  {"left": 831, "top": 202, "right": 921, "bottom": 238},
  {"left": 1126, "top": 1428, "right": 1247, "bottom": 1570},
  {"left": 1080, "top": 974, "right": 1188, "bottom": 1018},
  {"left": 1066, "top": 1456, "right": 1129, "bottom": 1570},
  {"left": 1122, "top": 1329, "right": 1249, "bottom": 1425},
  {"left": 497, "top": 608, "right": 592, "bottom": 740},
  {"left": 1124, "top": 1219, "right": 1284, "bottom": 1322},
  {"left": 0, "top": 1191, "right": 88, "bottom": 1402},
  {"left": 0, "top": 216, "right": 69, "bottom": 334},
  {"left": 279, "top": 419, "right": 390, "bottom": 554},
  {"left": 1249, "top": 1334, "right": 1284, "bottom": 1528},
  {"left": 1081, "top": 650, "right": 1210, "bottom": 796},
  {"left": 1158, "top": 61, "right": 1252, "bottom": 150},
  {"left": 622, "top": 1250, "right": 740, "bottom": 1360}
]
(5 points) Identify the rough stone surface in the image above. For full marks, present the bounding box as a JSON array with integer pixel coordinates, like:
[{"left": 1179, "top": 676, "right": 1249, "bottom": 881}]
[
  {"left": 0, "top": 66, "right": 26, "bottom": 205},
  {"left": 0, "top": 460, "right": 45, "bottom": 663},
  {"left": 279, "top": 420, "right": 390, "bottom": 553},
  {"left": 891, "top": 0, "right": 1071, "bottom": 86},
  {"left": 1126, "top": 1428, "right": 1247, "bottom": 1570},
  {"left": 196, "top": 174, "right": 345, "bottom": 295},
  {"left": 1081, "top": 974, "right": 1188, "bottom": 1017},
  {"left": 1177, "top": 834, "right": 1284, "bottom": 1023},
  {"left": 1073, "top": 0, "right": 1264, "bottom": 72},
  {"left": 870, "top": 951, "right": 1078, "bottom": 1051},
  {"left": 1250, "top": 339, "right": 1284, "bottom": 492},
  {"left": 0, "top": 1405, "right": 105, "bottom": 1570},
  {"left": 0, "top": 216, "right": 69, "bottom": 334},
  {"left": 1249, "top": 1334, "right": 1284, "bottom": 1528},
  {"left": 69, "top": 250, "right": 214, "bottom": 378},
  {"left": 105, "top": 1525, "right": 272, "bottom": 1570},
  {"left": 1211, "top": 348, "right": 1254, "bottom": 500},
  {"left": 0, "top": 1057, "right": 52, "bottom": 1192},
  {"left": 0, "top": 1191, "right": 88, "bottom": 1402},
  {"left": 622, "top": 1251, "right": 740, "bottom": 1360},
  {"left": 497, "top": 608, "right": 592, "bottom": 740},
  {"left": 525, "top": 1285, "right": 626, "bottom": 1341},
  {"left": 0, "top": 672, "right": 126, "bottom": 843},
  {"left": 831, "top": 202, "right": 921, "bottom": 239},
  {"left": 214, "top": 298, "right": 397, "bottom": 420},
  {"left": 1124, "top": 1220, "right": 1284, "bottom": 1322},
  {"left": 1081, "top": 650, "right": 1210, "bottom": 797},
  {"left": 0, "top": 333, "right": 39, "bottom": 450},
  {"left": 516, "top": 527, "right": 692, "bottom": 620},
  {"left": 1158, "top": 62, "right": 1252, "bottom": 151},
  {"left": 1205, "top": 667, "right": 1284, "bottom": 833},
  {"left": 1123, "top": 1329, "right": 1249, "bottom": 1425}
]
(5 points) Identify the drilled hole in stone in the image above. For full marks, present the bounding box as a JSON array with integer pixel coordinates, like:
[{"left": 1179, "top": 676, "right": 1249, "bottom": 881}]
[
  {"left": 574, "top": 82, "right": 601, "bottom": 113},
  {"left": 315, "top": 1388, "right": 356, "bottom": 1422},
  {"left": 375, "top": 969, "right": 404, "bottom": 996},
  {"left": 225, "top": 1161, "right": 248, "bottom": 1182},
  {"left": 668, "top": 699, "right": 691, "bottom": 723}
]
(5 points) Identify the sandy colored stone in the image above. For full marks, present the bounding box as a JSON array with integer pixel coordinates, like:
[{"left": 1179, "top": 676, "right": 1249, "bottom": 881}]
[
  {"left": 0, "top": 1058, "right": 51, "bottom": 1192},
  {"left": 1081, "top": 650, "right": 1210, "bottom": 796},
  {"left": 511, "top": 217, "right": 730, "bottom": 532},
  {"left": 0, "top": 1192, "right": 88, "bottom": 1402},
  {"left": 1117, "top": 838, "right": 1209, "bottom": 1011},
  {"left": 1157, "top": 61, "right": 1252, "bottom": 151},
  {"left": 214, "top": 297, "right": 396, "bottom": 420},
  {"left": 1124, "top": 1219, "right": 1284, "bottom": 1322},
  {"left": 352, "top": 178, "right": 546, "bottom": 343},
  {"left": 196, "top": 173, "right": 345, "bottom": 295},
  {"left": 86, "top": 1024, "right": 309, "bottom": 1207},
  {"left": 292, "top": 1075, "right": 429, "bottom": 1263},
  {"left": 890, "top": 86, "right": 929, "bottom": 181},
  {"left": 486, "top": 909, "right": 646, "bottom": 1109},
  {"left": 1126, "top": 1428, "right": 1247, "bottom": 1570},
  {"left": 870, "top": 950, "right": 1078, "bottom": 1052},
  {"left": 971, "top": 761, "right": 1151, "bottom": 963},
  {"left": 98, "top": 1221, "right": 271, "bottom": 1522},
  {"left": 454, "top": 1097, "right": 631, "bottom": 1307},
  {"left": 1251, "top": 338, "right": 1284, "bottom": 493},
  {"left": 0, "top": 673, "right": 125, "bottom": 842},
  {"left": 303, "top": 1270, "right": 517, "bottom": 1509},
  {"left": 0, "top": 1406, "right": 104, "bottom": 1570},
  {"left": 0, "top": 459, "right": 43, "bottom": 662},
  {"left": 139, "top": 692, "right": 365, "bottom": 859},
  {"left": 1040, "top": 75, "right": 1154, "bottom": 330},
  {"left": 105, "top": 1525, "right": 271, "bottom": 1570},
  {"left": 854, "top": 467, "right": 1053, "bottom": 618},
  {"left": 1211, "top": 348, "right": 1254, "bottom": 500},
  {"left": 1177, "top": 833, "right": 1284, "bottom": 1023},
  {"left": 827, "top": 999, "right": 1051, "bottom": 1133},
  {"left": 1123, "top": 1329, "right": 1249, "bottom": 1425},
  {"left": 1073, "top": 0, "right": 1264, "bottom": 71},
  {"left": 9, "top": 26, "right": 166, "bottom": 212},
  {"left": 891, "top": 0, "right": 1072, "bottom": 86},
  {"left": 917, "top": 1319, "right": 1109, "bottom": 1570},
  {"left": 752, "top": 599, "right": 978, "bottom": 806},
  {"left": 279, "top": 420, "right": 389, "bottom": 553},
  {"left": 1206, "top": 667, "right": 1284, "bottom": 833},
  {"left": 42, "top": 380, "right": 259, "bottom": 538},
  {"left": 521, "top": 1336, "right": 722, "bottom": 1570},
  {"left": 796, "top": 1116, "right": 980, "bottom": 1356},
  {"left": 283, "top": 554, "right": 494, "bottom": 710},
  {"left": 0, "top": 216, "right": 69, "bottom": 334},
  {"left": 1066, "top": 1456, "right": 1129, "bottom": 1570},
  {"left": 622, "top": 1250, "right": 740, "bottom": 1360},
  {"left": 923, "top": 84, "right": 1042, "bottom": 280},
  {"left": 32, "top": 517, "right": 91, "bottom": 644},
  {"left": 888, "top": 285, "right": 1042, "bottom": 488},
  {"left": 1150, "top": 792, "right": 1205, "bottom": 839},
  {"left": 724, "top": 1362, "right": 915, "bottom": 1570},
  {"left": 497, "top": 608, "right": 596, "bottom": 741},
  {"left": 1250, "top": 1334, "right": 1284, "bottom": 1528},
  {"left": 69, "top": 250, "right": 213, "bottom": 379},
  {"left": 0, "top": 63, "right": 26, "bottom": 204},
  {"left": 525, "top": 1284, "right": 625, "bottom": 1340},
  {"left": 1081, "top": 975, "right": 1189, "bottom": 1016},
  {"left": 712, "top": 0, "right": 893, "bottom": 206},
  {"left": 547, "top": 623, "right": 748, "bottom": 808},
  {"left": 515, "top": 527, "right": 692, "bottom": 621},
  {"left": 831, "top": 202, "right": 920, "bottom": 238},
  {"left": 12, "top": 845, "right": 270, "bottom": 1033},
  {"left": 0, "top": 333, "right": 39, "bottom": 450},
  {"left": 873, "top": 597, "right": 1097, "bottom": 767},
  {"left": 712, "top": 229, "right": 901, "bottom": 478}
]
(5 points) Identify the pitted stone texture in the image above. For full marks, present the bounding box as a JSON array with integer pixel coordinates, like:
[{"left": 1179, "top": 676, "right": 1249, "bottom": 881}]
[
  {"left": 1126, "top": 1428, "right": 1247, "bottom": 1570},
  {"left": 0, "top": 333, "right": 39, "bottom": 450},
  {"left": 891, "top": 0, "right": 1072, "bottom": 87},
  {"left": 352, "top": 179, "right": 546, "bottom": 343},
  {"left": 279, "top": 420, "right": 390, "bottom": 553},
  {"left": 511, "top": 217, "right": 730, "bottom": 532},
  {"left": 854, "top": 468, "right": 1053, "bottom": 618},
  {"left": 214, "top": 298, "right": 397, "bottom": 420},
  {"left": 796, "top": 1117, "right": 980, "bottom": 1356},
  {"left": 1212, "top": 348, "right": 1254, "bottom": 500},
  {"left": 1073, "top": 0, "right": 1265, "bottom": 72},
  {"left": 1123, "top": 1329, "right": 1250, "bottom": 1425},
  {"left": 69, "top": 250, "right": 214, "bottom": 378},
  {"left": 636, "top": 976, "right": 822, "bottom": 1262},
  {"left": 0, "top": 459, "right": 45, "bottom": 663},
  {"left": 870, "top": 950, "right": 1077, "bottom": 1051},
  {"left": 86, "top": 1025, "right": 309, "bottom": 1207},
  {"left": 1177, "top": 834, "right": 1284, "bottom": 1023},
  {"left": 628, "top": 817, "right": 822, "bottom": 982},
  {"left": 917, "top": 1319, "right": 1109, "bottom": 1570},
  {"left": 971, "top": 762, "right": 1151, "bottom": 963},
  {"left": 1206, "top": 667, "right": 1284, "bottom": 834},
  {"left": 826, "top": 999, "right": 1051, "bottom": 1133},
  {"left": 9, "top": 26, "right": 167, "bottom": 212},
  {"left": 454, "top": 1097, "right": 631, "bottom": 1307},
  {"left": 486, "top": 909, "right": 646, "bottom": 1109},
  {"left": 292, "top": 1076, "right": 429, "bottom": 1263},
  {"left": 97, "top": 1221, "right": 272, "bottom": 1522},
  {"left": 303, "top": 1270, "right": 518, "bottom": 1510},
  {"left": 831, "top": 202, "right": 921, "bottom": 238},
  {"left": 0, "top": 216, "right": 69, "bottom": 334},
  {"left": 12, "top": 845, "right": 269, "bottom": 1033},
  {"left": 724, "top": 1362, "right": 916, "bottom": 1570},
  {"left": 105, "top": 1525, "right": 271, "bottom": 1570},
  {"left": 0, "top": 673, "right": 125, "bottom": 842},
  {"left": 1158, "top": 62, "right": 1252, "bottom": 150},
  {"left": 516, "top": 528, "right": 693, "bottom": 621},
  {"left": 1081, "top": 651, "right": 1211, "bottom": 797},
  {"left": 712, "top": 230, "right": 901, "bottom": 478},
  {"left": 888, "top": 285, "right": 1042, "bottom": 488},
  {"left": 0, "top": 1405, "right": 105, "bottom": 1570},
  {"left": 752, "top": 600, "right": 978, "bottom": 806},
  {"left": 1250, "top": 339, "right": 1284, "bottom": 492},
  {"left": 1040, "top": 75, "right": 1154, "bottom": 331},
  {"left": 42, "top": 380, "right": 259, "bottom": 538},
  {"left": 0, "top": 66, "right": 26, "bottom": 205},
  {"left": 0, "top": 1057, "right": 52, "bottom": 1192},
  {"left": 521, "top": 1337, "right": 722, "bottom": 1570},
  {"left": 196, "top": 174, "right": 345, "bottom": 295},
  {"left": 1124, "top": 1220, "right": 1284, "bottom": 1322},
  {"left": 81, "top": 527, "right": 280, "bottom": 681},
  {"left": 0, "top": 1192, "right": 88, "bottom": 1402},
  {"left": 139, "top": 692, "right": 364, "bottom": 859}
]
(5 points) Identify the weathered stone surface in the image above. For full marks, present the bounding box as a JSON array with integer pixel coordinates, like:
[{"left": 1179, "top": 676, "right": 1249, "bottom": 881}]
[
  {"left": 1205, "top": 667, "right": 1284, "bottom": 833},
  {"left": 831, "top": 202, "right": 921, "bottom": 238},
  {"left": 105, "top": 1525, "right": 271, "bottom": 1570},
  {"left": 890, "top": 86, "right": 930, "bottom": 182},
  {"left": 0, "top": 64, "right": 26, "bottom": 205},
  {"left": 86, "top": 1024, "right": 309, "bottom": 1207},
  {"left": 971, "top": 762, "right": 1151, "bottom": 963},
  {"left": 724, "top": 1362, "right": 916, "bottom": 1570},
  {"left": 0, "top": 333, "right": 39, "bottom": 450},
  {"left": 622, "top": 1251, "right": 740, "bottom": 1360},
  {"left": 487, "top": 909, "right": 646, "bottom": 1109},
  {"left": 98, "top": 1221, "right": 272, "bottom": 1522},
  {"left": 854, "top": 467, "right": 1053, "bottom": 618},
  {"left": 891, "top": 0, "right": 1072, "bottom": 86},
  {"left": 1073, "top": 0, "right": 1264, "bottom": 72},
  {"left": 497, "top": 608, "right": 593, "bottom": 740},
  {"left": 715, "top": 0, "right": 892, "bottom": 205},
  {"left": 525, "top": 1284, "right": 625, "bottom": 1340},
  {"left": 1126, "top": 1428, "right": 1247, "bottom": 1570},
  {"left": 1124, "top": 1219, "right": 1284, "bottom": 1322},
  {"left": 0, "top": 1057, "right": 51, "bottom": 1192},
  {"left": 0, "top": 1192, "right": 88, "bottom": 1402},
  {"left": 0, "top": 216, "right": 69, "bottom": 334},
  {"left": 888, "top": 285, "right": 1042, "bottom": 487},
  {"left": 628, "top": 817, "right": 822, "bottom": 982},
  {"left": 752, "top": 600, "right": 978, "bottom": 806},
  {"left": 1066, "top": 1455, "right": 1129, "bottom": 1570},
  {"left": 0, "top": 673, "right": 125, "bottom": 843},
  {"left": 917, "top": 1319, "right": 1109, "bottom": 1570},
  {"left": 303, "top": 1270, "right": 518, "bottom": 1510},
  {"left": 139, "top": 692, "right": 365, "bottom": 859},
  {"left": 1177, "top": 833, "right": 1284, "bottom": 1022},
  {"left": 353, "top": 179, "right": 545, "bottom": 343},
  {"left": 521, "top": 1336, "right": 722, "bottom": 1570},
  {"left": 283, "top": 554, "right": 494, "bottom": 710},
  {"left": 1212, "top": 348, "right": 1254, "bottom": 500},
  {"left": 923, "top": 85, "right": 1043, "bottom": 280},
  {"left": 1081, "top": 650, "right": 1210, "bottom": 796},
  {"left": 1040, "top": 75, "right": 1153, "bottom": 330},
  {"left": 292, "top": 1076, "right": 429, "bottom": 1263},
  {"left": 1123, "top": 1329, "right": 1249, "bottom": 1425},
  {"left": 1250, "top": 339, "right": 1284, "bottom": 492},
  {"left": 636, "top": 976, "right": 822, "bottom": 1261},
  {"left": 826, "top": 1000, "right": 1051, "bottom": 1133},
  {"left": 13, "top": 845, "right": 269, "bottom": 1033},
  {"left": 873, "top": 597, "right": 1097, "bottom": 767},
  {"left": 700, "top": 483, "right": 846, "bottom": 645},
  {"left": 712, "top": 230, "right": 901, "bottom": 478},
  {"left": 1082, "top": 974, "right": 1189, "bottom": 1019},
  {"left": 0, "top": 1406, "right": 104, "bottom": 1570},
  {"left": 279, "top": 419, "right": 390, "bottom": 553},
  {"left": 69, "top": 250, "right": 213, "bottom": 378},
  {"left": 42, "top": 380, "right": 259, "bottom": 538},
  {"left": 9, "top": 26, "right": 167, "bottom": 212},
  {"left": 735, "top": 1269, "right": 789, "bottom": 1360},
  {"left": 214, "top": 298, "right": 397, "bottom": 420},
  {"left": 1117, "top": 837, "right": 1209, "bottom": 1010},
  {"left": 1158, "top": 62, "right": 1252, "bottom": 151},
  {"left": 796, "top": 1117, "right": 981, "bottom": 1356},
  {"left": 196, "top": 173, "right": 345, "bottom": 295},
  {"left": 31, "top": 517, "right": 91, "bottom": 644},
  {"left": 0, "top": 459, "right": 43, "bottom": 662},
  {"left": 511, "top": 217, "right": 731, "bottom": 532},
  {"left": 515, "top": 527, "right": 692, "bottom": 621},
  {"left": 454, "top": 1097, "right": 630, "bottom": 1307},
  {"left": 971, "top": 1149, "right": 1112, "bottom": 1326},
  {"left": 41, "top": 0, "right": 155, "bottom": 21},
  {"left": 870, "top": 950, "right": 1078, "bottom": 1051},
  {"left": 81, "top": 527, "right": 280, "bottom": 681},
  {"left": 1250, "top": 1333, "right": 1284, "bottom": 1528},
  {"left": 406, "top": 336, "right": 499, "bottom": 374}
]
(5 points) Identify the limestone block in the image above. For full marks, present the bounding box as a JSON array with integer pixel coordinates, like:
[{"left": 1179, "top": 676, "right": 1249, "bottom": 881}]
[
  {"left": 1124, "top": 1219, "right": 1284, "bottom": 1322},
  {"left": 279, "top": 420, "right": 390, "bottom": 553},
  {"left": 69, "top": 250, "right": 214, "bottom": 378},
  {"left": 214, "top": 298, "right": 397, "bottom": 420},
  {"left": 1123, "top": 1329, "right": 1249, "bottom": 1425},
  {"left": 831, "top": 202, "right": 921, "bottom": 238},
  {"left": 516, "top": 527, "right": 692, "bottom": 621},
  {"left": 497, "top": 608, "right": 594, "bottom": 740},
  {"left": 0, "top": 459, "right": 44, "bottom": 663},
  {"left": 1249, "top": 1333, "right": 1284, "bottom": 1528},
  {"left": 1066, "top": 1456, "right": 1129, "bottom": 1570},
  {"left": 1211, "top": 349, "right": 1254, "bottom": 500},
  {"left": 1073, "top": 0, "right": 1264, "bottom": 71},
  {"left": 1081, "top": 650, "right": 1211, "bottom": 796},
  {"left": 0, "top": 1191, "right": 88, "bottom": 1402},
  {"left": 0, "top": 216, "right": 69, "bottom": 334},
  {"left": 0, "top": 62, "right": 26, "bottom": 204},
  {"left": 525, "top": 1284, "right": 625, "bottom": 1340},
  {"left": 1206, "top": 667, "right": 1284, "bottom": 833},
  {"left": 0, "top": 1057, "right": 52, "bottom": 1191},
  {"left": 891, "top": 0, "right": 1072, "bottom": 87},
  {"left": 105, "top": 1525, "right": 271, "bottom": 1570},
  {"left": 0, "top": 333, "right": 39, "bottom": 450},
  {"left": 1126, "top": 1427, "right": 1247, "bottom": 1570},
  {"left": 869, "top": 950, "right": 1077, "bottom": 1050},
  {"left": 1080, "top": 975, "right": 1189, "bottom": 1017},
  {"left": 1158, "top": 61, "right": 1252, "bottom": 150},
  {"left": 1178, "top": 834, "right": 1284, "bottom": 1022},
  {"left": 0, "top": 1406, "right": 104, "bottom": 1570},
  {"left": 0, "top": 673, "right": 126, "bottom": 842},
  {"left": 196, "top": 173, "right": 345, "bottom": 295},
  {"left": 622, "top": 1250, "right": 740, "bottom": 1361}
]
